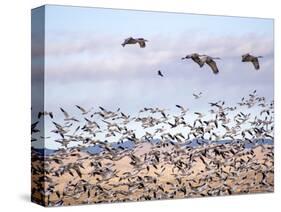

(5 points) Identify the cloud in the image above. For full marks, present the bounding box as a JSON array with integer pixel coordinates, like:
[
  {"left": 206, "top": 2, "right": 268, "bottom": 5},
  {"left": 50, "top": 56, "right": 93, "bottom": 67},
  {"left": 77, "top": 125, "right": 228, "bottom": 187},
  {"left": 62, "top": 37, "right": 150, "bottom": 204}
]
[
  {"left": 43, "top": 31, "right": 273, "bottom": 83},
  {"left": 40, "top": 30, "right": 274, "bottom": 126},
  {"left": 41, "top": 30, "right": 274, "bottom": 120}
]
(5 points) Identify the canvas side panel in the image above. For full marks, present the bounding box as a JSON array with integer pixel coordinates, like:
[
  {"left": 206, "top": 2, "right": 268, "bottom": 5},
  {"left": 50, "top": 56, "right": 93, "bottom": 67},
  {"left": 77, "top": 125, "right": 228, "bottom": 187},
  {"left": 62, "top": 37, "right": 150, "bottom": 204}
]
[{"left": 31, "top": 6, "right": 47, "bottom": 207}]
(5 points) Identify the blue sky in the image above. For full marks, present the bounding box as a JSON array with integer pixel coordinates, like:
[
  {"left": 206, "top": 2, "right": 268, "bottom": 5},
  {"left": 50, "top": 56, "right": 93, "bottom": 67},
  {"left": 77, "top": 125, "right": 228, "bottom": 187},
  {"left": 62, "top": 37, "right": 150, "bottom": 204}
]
[
  {"left": 32, "top": 5, "right": 274, "bottom": 149},
  {"left": 44, "top": 5, "right": 273, "bottom": 36}
]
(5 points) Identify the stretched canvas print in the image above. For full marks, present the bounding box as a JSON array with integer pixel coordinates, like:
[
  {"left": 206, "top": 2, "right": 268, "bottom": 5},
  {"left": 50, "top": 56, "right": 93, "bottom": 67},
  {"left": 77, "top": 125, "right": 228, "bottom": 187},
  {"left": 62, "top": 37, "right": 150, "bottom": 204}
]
[{"left": 31, "top": 5, "right": 274, "bottom": 207}]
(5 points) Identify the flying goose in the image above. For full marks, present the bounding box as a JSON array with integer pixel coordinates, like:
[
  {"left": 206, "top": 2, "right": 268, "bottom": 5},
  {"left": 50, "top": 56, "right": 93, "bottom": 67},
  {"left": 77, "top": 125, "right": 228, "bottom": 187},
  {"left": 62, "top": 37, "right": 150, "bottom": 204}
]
[
  {"left": 121, "top": 37, "right": 148, "bottom": 48},
  {"left": 181, "top": 53, "right": 204, "bottom": 67},
  {"left": 200, "top": 55, "right": 221, "bottom": 74},
  {"left": 75, "top": 105, "right": 93, "bottom": 115},
  {"left": 60, "top": 108, "right": 79, "bottom": 122},
  {"left": 193, "top": 92, "right": 202, "bottom": 99},
  {"left": 241, "top": 53, "right": 263, "bottom": 70},
  {"left": 175, "top": 104, "right": 189, "bottom": 114}
]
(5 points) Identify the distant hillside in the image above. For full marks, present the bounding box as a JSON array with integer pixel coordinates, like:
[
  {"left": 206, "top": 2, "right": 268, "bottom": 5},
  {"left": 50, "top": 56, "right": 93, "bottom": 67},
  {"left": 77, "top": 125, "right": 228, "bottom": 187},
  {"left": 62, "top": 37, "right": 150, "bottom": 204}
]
[{"left": 32, "top": 139, "right": 273, "bottom": 156}]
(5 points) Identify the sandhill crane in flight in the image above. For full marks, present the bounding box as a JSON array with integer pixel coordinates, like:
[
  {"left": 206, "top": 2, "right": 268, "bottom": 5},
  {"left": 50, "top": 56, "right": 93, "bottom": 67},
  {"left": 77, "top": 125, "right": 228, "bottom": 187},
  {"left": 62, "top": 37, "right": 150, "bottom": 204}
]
[
  {"left": 241, "top": 53, "right": 263, "bottom": 70},
  {"left": 121, "top": 37, "right": 148, "bottom": 48}
]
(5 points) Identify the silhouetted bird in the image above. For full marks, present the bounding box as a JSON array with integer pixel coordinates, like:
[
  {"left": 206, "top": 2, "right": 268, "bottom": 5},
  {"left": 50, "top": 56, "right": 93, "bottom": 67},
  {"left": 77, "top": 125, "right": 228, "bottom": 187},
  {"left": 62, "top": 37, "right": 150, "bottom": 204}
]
[{"left": 157, "top": 70, "right": 164, "bottom": 77}]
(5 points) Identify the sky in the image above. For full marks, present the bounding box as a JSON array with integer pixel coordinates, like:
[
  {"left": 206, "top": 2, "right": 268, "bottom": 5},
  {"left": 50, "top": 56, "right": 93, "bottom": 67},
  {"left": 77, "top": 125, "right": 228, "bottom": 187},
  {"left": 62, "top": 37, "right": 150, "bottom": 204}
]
[{"left": 31, "top": 5, "right": 274, "bottom": 149}]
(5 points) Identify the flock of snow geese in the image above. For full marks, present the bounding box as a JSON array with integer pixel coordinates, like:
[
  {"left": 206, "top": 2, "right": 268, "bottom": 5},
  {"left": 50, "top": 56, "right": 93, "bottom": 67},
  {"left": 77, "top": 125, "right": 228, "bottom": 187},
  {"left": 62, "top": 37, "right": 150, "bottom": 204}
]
[
  {"left": 31, "top": 90, "right": 274, "bottom": 206},
  {"left": 121, "top": 37, "right": 263, "bottom": 75},
  {"left": 31, "top": 36, "right": 273, "bottom": 206}
]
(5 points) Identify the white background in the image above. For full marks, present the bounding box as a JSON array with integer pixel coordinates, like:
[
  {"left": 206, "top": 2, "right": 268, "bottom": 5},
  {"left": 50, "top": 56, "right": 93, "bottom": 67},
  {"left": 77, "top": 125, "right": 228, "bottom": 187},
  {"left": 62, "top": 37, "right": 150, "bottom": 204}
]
[{"left": 0, "top": 0, "right": 280, "bottom": 211}]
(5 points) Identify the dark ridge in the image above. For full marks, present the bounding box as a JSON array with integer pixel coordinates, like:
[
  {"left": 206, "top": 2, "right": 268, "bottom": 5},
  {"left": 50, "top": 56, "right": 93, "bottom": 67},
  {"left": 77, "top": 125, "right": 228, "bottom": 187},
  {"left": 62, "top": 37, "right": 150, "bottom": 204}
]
[{"left": 31, "top": 139, "right": 273, "bottom": 156}]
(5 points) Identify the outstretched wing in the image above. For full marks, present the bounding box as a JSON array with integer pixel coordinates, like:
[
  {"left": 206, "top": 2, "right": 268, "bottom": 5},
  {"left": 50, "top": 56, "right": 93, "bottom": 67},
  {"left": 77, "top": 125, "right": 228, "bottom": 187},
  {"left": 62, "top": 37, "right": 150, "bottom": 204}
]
[
  {"left": 138, "top": 40, "right": 146, "bottom": 48},
  {"left": 76, "top": 105, "right": 86, "bottom": 113},
  {"left": 60, "top": 108, "right": 69, "bottom": 118},
  {"left": 251, "top": 58, "right": 260, "bottom": 70},
  {"left": 122, "top": 37, "right": 134, "bottom": 46},
  {"left": 206, "top": 59, "right": 219, "bottom": 74},
  {"left": 124, "top": 37, "right": 134, "bottom": 43}
]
